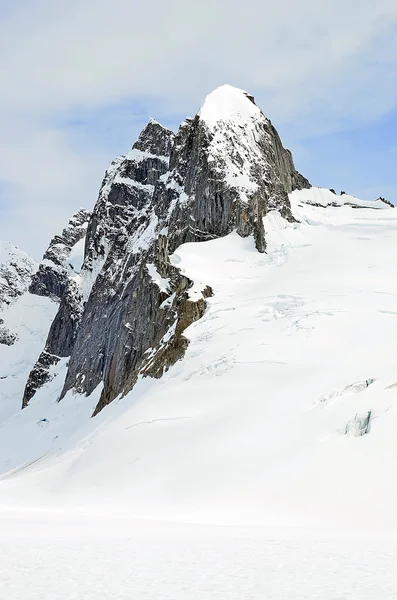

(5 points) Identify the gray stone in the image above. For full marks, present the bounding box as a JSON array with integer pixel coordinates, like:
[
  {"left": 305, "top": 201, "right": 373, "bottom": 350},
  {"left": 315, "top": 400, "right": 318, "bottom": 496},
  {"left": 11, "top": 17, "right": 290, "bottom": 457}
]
[{"left": 29, "top": 209, "right": 91, "bottom": 299}]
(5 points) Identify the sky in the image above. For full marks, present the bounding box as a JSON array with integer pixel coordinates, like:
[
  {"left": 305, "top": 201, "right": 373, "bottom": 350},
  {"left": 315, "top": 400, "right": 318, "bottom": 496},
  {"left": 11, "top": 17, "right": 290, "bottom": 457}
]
[{"left": 0, "top": 0, "right": 396, "bottom": 259}]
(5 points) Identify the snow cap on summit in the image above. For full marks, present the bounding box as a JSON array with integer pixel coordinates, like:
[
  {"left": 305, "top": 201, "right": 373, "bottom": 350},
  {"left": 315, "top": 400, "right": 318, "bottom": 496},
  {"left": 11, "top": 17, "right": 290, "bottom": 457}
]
[
  {"left": 148, "top": 117, "right": 162, "bottom": 127},
  {"left": 198, "top": 84, "right": 261, "bottom": 129}
]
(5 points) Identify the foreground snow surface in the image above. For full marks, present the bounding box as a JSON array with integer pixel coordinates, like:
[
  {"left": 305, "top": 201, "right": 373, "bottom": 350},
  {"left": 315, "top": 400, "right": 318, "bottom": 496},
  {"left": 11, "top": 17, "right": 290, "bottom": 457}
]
[{"left": 1, "top": 509, "right": 397, "bottom": 600}]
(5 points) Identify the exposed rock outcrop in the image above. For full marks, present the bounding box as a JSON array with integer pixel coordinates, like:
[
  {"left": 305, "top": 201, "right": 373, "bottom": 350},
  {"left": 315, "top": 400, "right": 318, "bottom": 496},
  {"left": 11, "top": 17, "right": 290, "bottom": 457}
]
[
  {"left": 22, "top": 351, "right": 60, "bottom": 407},
  {"left": 21, "top": 210, "right": 91, "bottom": 407},
  {"left": 22, "top": 85, "right": 311, "bottom": 414},
  {"left": 29, "top": 209, "right": 91, "bottom": 299}
]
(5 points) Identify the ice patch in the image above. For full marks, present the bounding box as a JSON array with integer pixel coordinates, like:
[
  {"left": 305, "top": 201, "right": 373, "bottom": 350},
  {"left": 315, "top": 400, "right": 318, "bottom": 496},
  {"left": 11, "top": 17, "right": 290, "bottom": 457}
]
[
  {"left": 68, "top": 238, "right": 85, "bottom": 274},
  {"left": 146, "top": 263, "right": 170, "bottom": 293}
]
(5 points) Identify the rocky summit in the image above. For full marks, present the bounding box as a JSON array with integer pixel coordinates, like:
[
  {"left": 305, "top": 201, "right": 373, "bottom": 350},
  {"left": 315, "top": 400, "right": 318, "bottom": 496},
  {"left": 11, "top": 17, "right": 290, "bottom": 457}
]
[{"left": 19, "top": 85, "right": 310, "bottom": 415}]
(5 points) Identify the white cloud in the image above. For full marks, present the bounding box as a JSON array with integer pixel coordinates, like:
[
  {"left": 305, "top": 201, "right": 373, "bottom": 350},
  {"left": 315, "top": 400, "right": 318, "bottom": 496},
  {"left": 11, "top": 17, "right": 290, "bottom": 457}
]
[{"left": 1, "top": 0, "right": 397, "bottom": 256}]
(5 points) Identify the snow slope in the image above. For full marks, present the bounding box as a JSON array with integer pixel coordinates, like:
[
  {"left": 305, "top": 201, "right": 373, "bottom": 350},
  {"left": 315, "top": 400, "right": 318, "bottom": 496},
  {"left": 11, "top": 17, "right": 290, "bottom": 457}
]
[
  {"left": 0, "top": 292, "right": 58, "bottom": 422},
  {"left": 0, "top": 188, "right": 396, "bottom": 534},
  {"left": 0, "top": 242, "right": 58, "bottom": 420}
]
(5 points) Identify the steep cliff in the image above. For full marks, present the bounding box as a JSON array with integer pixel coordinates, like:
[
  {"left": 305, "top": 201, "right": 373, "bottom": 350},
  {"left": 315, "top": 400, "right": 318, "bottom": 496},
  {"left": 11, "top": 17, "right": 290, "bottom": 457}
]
[
  {"left": 22, "top": 211, "right": 91, "bottom": 407},
  {"left": 23, "top": 85, "right": 310, "bottom": 414}
]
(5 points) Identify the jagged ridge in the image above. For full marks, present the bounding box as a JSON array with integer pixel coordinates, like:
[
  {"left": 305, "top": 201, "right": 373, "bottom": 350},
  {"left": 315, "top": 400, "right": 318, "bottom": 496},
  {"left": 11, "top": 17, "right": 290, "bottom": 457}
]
[{"left": 30, "top": 209, "right": 91, "bottom": 299}]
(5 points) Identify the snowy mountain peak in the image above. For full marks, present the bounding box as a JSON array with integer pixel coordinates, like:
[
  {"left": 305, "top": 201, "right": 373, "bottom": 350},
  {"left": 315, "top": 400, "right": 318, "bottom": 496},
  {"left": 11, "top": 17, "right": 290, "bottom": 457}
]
[
  {"left": 193, "top": 84, "right": 309, "bottom": 226},
  {"left": 132, "top": 118, "right": 174, "bottom": 157},
  {"left": 0, "top": 240, "right": 35, "bottom": 269},
  {"left": 15, "top": 86, "right": 311, "bottom": 414},
  {"left": 198, "top": 84, "right": 262, "bottom": 129},
  {"left": 3, "top": 84, "right": 397, "bottom": 554},
  {"left": 0, "top": 241, "right": 37, "bottom": 310}
]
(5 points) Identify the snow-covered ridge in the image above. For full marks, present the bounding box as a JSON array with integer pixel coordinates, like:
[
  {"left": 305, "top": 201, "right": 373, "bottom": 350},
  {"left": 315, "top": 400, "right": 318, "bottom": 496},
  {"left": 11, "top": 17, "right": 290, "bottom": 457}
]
[
  {"left": 29, "top": 209, "right": 91, "bottom": 300},
  {"left": 293, "top": 187, "right": 392, "bottom": 210}
]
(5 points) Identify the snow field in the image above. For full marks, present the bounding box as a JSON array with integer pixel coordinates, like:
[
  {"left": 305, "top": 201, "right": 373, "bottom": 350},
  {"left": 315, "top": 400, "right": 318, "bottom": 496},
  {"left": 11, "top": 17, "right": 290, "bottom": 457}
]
[
  {"left": 1, "top": 510, "right": 397, "bottom": 600},
  {"left": 1, "top": 189, "right": 396, "bottom": 532},
  {"left": 1, "top": 188, "right": 397, "bottom": 599}
]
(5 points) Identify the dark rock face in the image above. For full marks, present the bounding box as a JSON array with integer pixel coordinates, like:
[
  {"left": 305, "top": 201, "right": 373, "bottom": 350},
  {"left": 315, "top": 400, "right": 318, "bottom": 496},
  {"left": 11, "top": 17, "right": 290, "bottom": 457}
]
[
  {"left": 264, "top": 123, "right": 310, "bottom": 211},
  {"left": 22, "top": 351, "right": 60, "bottom": 407},
  {"left": 23, "top": 86, "right": 311, "bottom": 414},
  {"left": 84, "top": 122, "right": 172, "bottom": 270},
  {"left": 29, "top": 209, "right": 91, "bottom": 299},
  {"left": 60, "top": 122, "right": 180, "bottom": 410}
]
